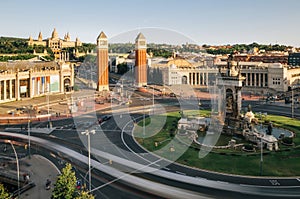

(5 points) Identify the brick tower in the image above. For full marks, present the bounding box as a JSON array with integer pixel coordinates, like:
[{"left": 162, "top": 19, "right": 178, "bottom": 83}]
[
  {"left": 96, "top": 31, "right": 109, "bottom": 92},
  {"left": 135, "top": 33, "right": 147, "bottom": 87}
]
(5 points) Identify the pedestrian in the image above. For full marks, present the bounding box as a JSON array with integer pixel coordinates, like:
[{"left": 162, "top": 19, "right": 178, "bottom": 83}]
[{"left": 3, "top": 145, "right": 7, "bottom": 152}]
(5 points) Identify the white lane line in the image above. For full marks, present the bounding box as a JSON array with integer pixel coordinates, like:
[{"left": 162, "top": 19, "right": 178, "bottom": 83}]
[
  {"left": 195, "top": 176, "right": 208, "bottom": 181},
  {"left": 176, "top": 171, "right": 186, "bottom": 176},
  {"left": 120, "top": 117, "right": 161, "bottom": 167},
  {"left": 216, "top": 181, "right": 229, "bottom": 184}
]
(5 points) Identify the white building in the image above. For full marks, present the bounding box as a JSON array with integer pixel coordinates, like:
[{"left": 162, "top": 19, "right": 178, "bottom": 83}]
[{"left": 150, "top": 55, "right": 300, "bottom": 93}]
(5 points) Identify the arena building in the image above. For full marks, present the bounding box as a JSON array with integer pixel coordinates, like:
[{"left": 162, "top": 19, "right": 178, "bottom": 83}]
[{"left": 0, "top": 60, "right": 74, "bottom": 103}]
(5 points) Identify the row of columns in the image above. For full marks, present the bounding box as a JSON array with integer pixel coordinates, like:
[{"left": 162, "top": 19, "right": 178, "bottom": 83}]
[
  {"left": 188, "top": 72, "right": 208, "bottom": 85},
  {"left": 0, "top": 79, "right": 15, "bottom": 101},
  {"left": 0, "top": 71, "right": 69, "bottom": 102},
  {"left": 244, "top": 73, "right": 268, "bottom": 87}
]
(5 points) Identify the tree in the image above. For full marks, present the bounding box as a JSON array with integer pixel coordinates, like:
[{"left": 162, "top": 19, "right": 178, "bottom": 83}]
[
  {"left": 75, "top": 190, "right": 94, "bottom": 199},
  {"left": 52, "top": 163, "right": 77, "bottom": 199},
  {"left": 0, "top": 183, "right": 10, "bottom": 199},
  {"left": 52, "top": 163, "right": 95, "bottom": 199},
  {"left": 117, "top": 63, "right": 128, "bottom": 74}
]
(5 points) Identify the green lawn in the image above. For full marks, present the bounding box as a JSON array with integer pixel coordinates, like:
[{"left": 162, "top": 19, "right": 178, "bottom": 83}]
[{"left": 134, "top": 111, "right": 300, "bottom": 176}]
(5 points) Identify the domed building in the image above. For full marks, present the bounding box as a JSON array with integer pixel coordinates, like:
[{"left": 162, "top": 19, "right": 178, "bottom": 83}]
[{"left": 28, "top": 28, "right": 82, "bottom": 59}]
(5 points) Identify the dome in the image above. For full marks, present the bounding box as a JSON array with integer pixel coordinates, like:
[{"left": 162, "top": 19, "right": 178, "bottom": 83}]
[{"left": 51, "top": 28, "right": 59, "bottom": 39}]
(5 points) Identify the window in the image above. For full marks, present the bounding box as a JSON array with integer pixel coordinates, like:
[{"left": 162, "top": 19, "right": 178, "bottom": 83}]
[{"left": 272, "top": 78, "right": 281, "bottom": 85}]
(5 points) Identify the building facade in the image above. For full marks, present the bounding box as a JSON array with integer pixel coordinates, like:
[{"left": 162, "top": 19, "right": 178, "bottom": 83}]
[
  {"left": 288, "top": 53, "right": 300, "bottom": 66},
  {"left": 151, "top": 56, "right": 300, "bottom": 93},
  {"left": 28, "top": 28, "right": 82, "bottom": 59},
  {"left": 0, "top": 61, "right": 74, "bottom": 103}
]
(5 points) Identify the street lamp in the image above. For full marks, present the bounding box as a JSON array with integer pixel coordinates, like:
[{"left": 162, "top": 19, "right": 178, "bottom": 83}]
[
  {"left": 143, "top": 99, "right": 146, "bottom": 140},
  {"left": 169, "top": 145, "right": 175, "bottom": 160},
  {"left": 81, "top": 129, "right": 96, "bottom": 192},
  {"left": 27, "top": 106, "right": 32, "bottom": 159},
  {"left": 258, "top": 112, "right": 266, "bottom": 176},
  {"left": 152, "top": 85, "right": 155, "bottom": 114},
  {"left": 292, "top": 86, "right": 294, "bottom": 118},
  {"left": 46, "top": 88, "right": 52, "bottom": 128},
  {"left": 7, "top": 140, "right": 20, "bottom": 198},
  {"left": 27, "top": 110, "right": 31, "bottom": 159},
  {"left": 291, "top": 85, "right": 296, "bottom": 118}
]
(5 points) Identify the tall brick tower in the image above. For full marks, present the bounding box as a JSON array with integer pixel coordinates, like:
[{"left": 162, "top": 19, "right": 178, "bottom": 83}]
[
  {"left": 135, "top": 33, "right": 147, "bottom": 87},
  {"left": 96, "top": 31, "right": 109, "bottom": 92}
]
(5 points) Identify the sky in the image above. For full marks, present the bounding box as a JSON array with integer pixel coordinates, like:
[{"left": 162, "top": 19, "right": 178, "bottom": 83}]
[{"left": 1, "top": 0, "right": 300, "bottom": 46}]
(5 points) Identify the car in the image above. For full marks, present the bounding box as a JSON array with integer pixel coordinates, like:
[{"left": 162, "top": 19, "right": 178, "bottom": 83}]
[
  {"left": 102, "top": 115, "right": 112, "bottom": 121},
  {"left": 169, "top": 93, "right": 176, "bottom": 97}
]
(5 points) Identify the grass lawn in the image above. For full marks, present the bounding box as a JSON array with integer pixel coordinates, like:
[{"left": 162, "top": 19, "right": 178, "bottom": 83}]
[{"left": 134, "top": 110, "right": 300, "bottom": 176}]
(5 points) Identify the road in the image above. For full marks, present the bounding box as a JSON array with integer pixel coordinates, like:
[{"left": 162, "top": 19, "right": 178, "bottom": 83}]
[
  {"left": 1, "top": 131, "right": 300, "bottom": 199},
  {"left": 1, "top": 86, "right": 300, "bottom": 198}
]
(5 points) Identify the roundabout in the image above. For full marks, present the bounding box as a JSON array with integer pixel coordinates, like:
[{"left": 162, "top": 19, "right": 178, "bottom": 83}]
[{"left": 133, "top": 109, "right": 300, "bottom": 177}]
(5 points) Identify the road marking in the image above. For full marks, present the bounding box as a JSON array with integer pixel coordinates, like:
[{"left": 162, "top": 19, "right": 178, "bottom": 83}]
[
  {"left": 175, "top": 171, "right": 186, "bottom": 176},
  {"left": 163, "top": 167, "right": 170, "bottom": 171},
  {"left": 217, "top": 180, "right": 229, "bottom": 184},
  {"left": 195, "top": 176, "right": 207, "bottom": 181},
  {"left": 120, "top": 117, "right": 161, "bottom": 167},
  {"left": 269, "top": 179, "right": 280, "bottom": 186},
  {"left": 296, "top": 178, "right": 300, "bottom": 182}
]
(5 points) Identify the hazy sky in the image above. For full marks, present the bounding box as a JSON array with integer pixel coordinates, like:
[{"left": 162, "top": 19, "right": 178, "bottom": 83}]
[{"left": 1, "top": 0, "right": 299, "bottom": 46}]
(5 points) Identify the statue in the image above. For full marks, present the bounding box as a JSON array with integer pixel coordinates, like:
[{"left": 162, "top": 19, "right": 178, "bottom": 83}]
[
  {"left": 267, "top": 122, "right": 273, "bottom": 135},
  {"left": 226, "top": 95, "right": 233, "bottom": 112},
  {"left": 226, "top": 54, "right": 239, "bottom": 77},
  {"left": 244, "top": 104, "right": 254, "bottom": 124},
  {"left": 247, "top": 104, "right": 252, "bottom": 112}
]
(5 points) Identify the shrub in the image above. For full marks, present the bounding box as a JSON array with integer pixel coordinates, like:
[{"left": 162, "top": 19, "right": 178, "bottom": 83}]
[
  {"left": 282, "top": 137, "right": 293, "bottom": 145},
  {"left": 244, "top": 144, "right": 254, "bottom": 151}
]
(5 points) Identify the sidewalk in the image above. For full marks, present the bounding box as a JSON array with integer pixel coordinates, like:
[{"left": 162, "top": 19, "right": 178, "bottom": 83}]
[
  {"left": 0, "top": 90, "right": 112, "bottom": 125},
  {"left": 19, "top": 154, "right": 60, "bottom": 199}
]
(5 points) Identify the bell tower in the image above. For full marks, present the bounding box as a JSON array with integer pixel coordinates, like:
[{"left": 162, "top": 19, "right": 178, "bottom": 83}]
[
  {"left": 96, "top": 31, "right": 109, "bottom": 92},
  {"left": 135, "top": 33, "right": 147, "bottom": 87}
]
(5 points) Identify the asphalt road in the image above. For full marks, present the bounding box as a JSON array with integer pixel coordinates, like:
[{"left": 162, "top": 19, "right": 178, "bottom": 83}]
[{"left": 1, "top": 95, "right": 300, "bottom": 198}]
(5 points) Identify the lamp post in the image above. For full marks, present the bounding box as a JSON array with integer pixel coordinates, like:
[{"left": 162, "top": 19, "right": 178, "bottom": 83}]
[
  {"left": 170, "top": 145, "right": 175, "bottom": 160},
  {"left": 27, "top": 106, "right": 32, "bottom": 159},
  {"left": 143, "top": 98, "right": 146, "bottom": 140},
  {"left": 8, "top": 140, "right": 20, "bottom": 198},
  {"left": 152, "top": 85, "right": 154, "bottom": 114},
  {"left": 46, "top": 87, "right": 52, "bottom": 128},
  {"left": 260, "top": 138, "right": 263, "bottom": 176},
  {"left": 258, "top": 112, "right": 267, "bottom": 176},
  {"left": 81, "top": 129, "right": 96, "bottom": 192},
  {"left": 26, "top": 105, "right": 32, "bottom": 159},
  {"left": 291, "top": 86, "right": 294, "bottom": 118}
]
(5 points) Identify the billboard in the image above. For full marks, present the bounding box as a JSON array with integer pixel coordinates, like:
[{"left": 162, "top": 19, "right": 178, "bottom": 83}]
[{"left": 50, "top": 75, "right": 59, "bottom": 92}]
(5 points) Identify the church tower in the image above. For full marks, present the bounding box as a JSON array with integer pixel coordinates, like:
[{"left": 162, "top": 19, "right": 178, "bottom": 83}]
[
  {"left": 96, "top": 31, "right": 109, "bottom": 92},
  {"left": 38, "top": 31, "right": 43, "bottom": 41},
  {"left": 135, "top": 33, "right": 147, "bottom": 87}
]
